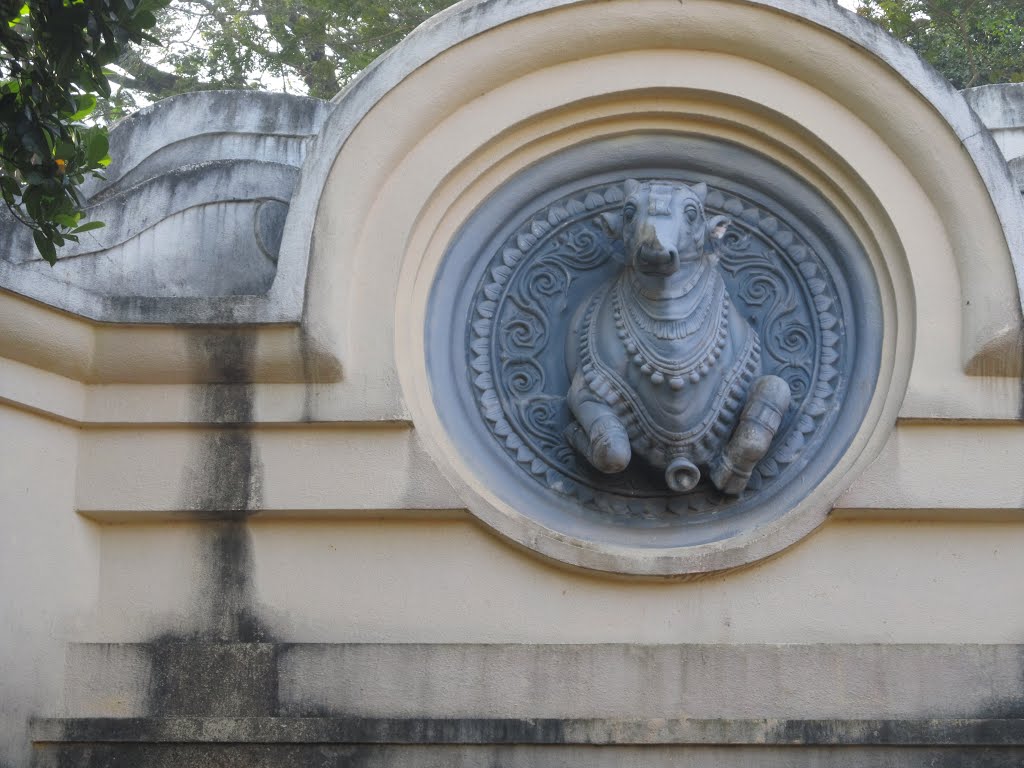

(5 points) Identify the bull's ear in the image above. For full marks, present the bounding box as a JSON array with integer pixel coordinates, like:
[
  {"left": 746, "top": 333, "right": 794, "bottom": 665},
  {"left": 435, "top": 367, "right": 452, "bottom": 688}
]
[
  {"left": 598, "top": 211, "right": 623, "bottom": 239},
  {"left": 692, "top": 182, "right": 708, "bottom": 203},
  {"left": 623, "top": 178, "right": 640, "bottom": 197}
]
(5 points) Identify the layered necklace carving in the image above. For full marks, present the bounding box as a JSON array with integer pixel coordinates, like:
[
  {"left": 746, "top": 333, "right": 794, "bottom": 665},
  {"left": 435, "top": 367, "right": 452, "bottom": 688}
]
[
  {"left": 612, "top": 269, "right": 729, "bottom": 384},
  {"left": 467, "top": 177, "right": 847, "bottom": 523}
]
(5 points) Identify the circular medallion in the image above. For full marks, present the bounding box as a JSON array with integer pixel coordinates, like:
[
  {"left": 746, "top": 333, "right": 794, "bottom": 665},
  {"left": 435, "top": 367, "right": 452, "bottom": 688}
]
[
  {"left": 426, "top": 135, "right": 883, "bottom": 574},
  {"left": 467, "top": 178, "right": 847, "bottom": 523}
]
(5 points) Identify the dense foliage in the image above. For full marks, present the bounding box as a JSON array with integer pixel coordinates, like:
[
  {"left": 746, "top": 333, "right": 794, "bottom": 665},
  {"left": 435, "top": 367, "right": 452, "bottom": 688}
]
[
  {"left": 857, "top": 0, "right": 1024, "bottom": 89},
  {"left": 0, "top": 0, "right": 165, "bottom": 263},
  {"left": 108, "top": 0, "right": 1024, "bottom": 112},
  {"left": 107, "top": 0, "right": 458, "bottom": 112}
]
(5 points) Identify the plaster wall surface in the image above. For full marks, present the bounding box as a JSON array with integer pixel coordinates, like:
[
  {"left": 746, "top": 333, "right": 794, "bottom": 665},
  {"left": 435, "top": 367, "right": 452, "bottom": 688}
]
[
  {"left": 0, "top": 405, "right": 95, "bottom": 768},
  {"left": 965, "top": 84, "right": 1024, "bottom": 165},
  {"left": 58, "top": 641, "right": 1024, "bottom": 720},
  {"left": 68, "top": 423, "right": 1024, "bottom": 519},
  {"left": 75, "top": 517, "right": 1024, "bottom": 646},
  {"left": 30, "top": 744, "right": 1024, "bottom": 768}
]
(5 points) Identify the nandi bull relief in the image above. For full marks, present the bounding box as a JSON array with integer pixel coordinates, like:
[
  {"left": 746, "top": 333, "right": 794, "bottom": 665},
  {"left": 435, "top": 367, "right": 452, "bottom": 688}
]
[{"left": 565, "top": 180, "right": 791, "bottom": 495}]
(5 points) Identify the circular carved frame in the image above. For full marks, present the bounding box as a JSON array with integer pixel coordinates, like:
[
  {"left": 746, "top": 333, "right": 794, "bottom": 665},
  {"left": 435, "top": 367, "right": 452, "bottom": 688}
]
[
  {"left": 464, "top": 175, "right": 852, "bottom": 523},
  {"left": 424, "top": 134, "right": 886, "bottom": 574}
]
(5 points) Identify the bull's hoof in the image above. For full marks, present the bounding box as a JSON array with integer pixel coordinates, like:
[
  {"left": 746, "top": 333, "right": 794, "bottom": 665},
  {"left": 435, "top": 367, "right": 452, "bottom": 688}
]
[
  {"left": 588, "top": 415, "right": 631, "bottom": 474},
  {"left": 709, "top": 455, "right": 752, "bottom": 496},
  {"left": 665, "top": 456, "right": 700, "bottom": 493},
  {"left": 709, "top": 374, "right": 792, "bottom": 495}
]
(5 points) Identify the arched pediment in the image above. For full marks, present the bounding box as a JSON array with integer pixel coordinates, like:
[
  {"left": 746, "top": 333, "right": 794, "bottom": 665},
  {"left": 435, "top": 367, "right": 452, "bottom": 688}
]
[{"left": 284, "top": 0, "right": 1024, "bottom": 572}]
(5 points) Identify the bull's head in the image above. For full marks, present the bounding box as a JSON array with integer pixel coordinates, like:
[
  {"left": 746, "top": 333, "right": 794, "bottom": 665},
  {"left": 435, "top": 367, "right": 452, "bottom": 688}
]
[{"left": 600, "top": 180, "right": 730, "bottom": 277}]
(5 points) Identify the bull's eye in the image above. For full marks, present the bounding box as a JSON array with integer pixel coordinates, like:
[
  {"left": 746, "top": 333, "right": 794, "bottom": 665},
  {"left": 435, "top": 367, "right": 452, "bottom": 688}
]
[
  {"left": 623, "top": 203, "right": 637, "bottom": 223},
  {"left": 685, "top": 205, "right": 698, "bottom": 222}
]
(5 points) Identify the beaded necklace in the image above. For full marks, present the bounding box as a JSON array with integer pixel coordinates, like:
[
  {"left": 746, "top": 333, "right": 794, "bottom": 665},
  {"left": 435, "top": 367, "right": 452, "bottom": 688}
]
[{"left": 611, "top": 272, "right": 729, "bottom": 390}]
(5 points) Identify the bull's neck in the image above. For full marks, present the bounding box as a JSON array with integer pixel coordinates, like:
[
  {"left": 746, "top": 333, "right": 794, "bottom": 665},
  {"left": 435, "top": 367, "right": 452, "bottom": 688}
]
[{"left": 625, "top": 256, "right": 713, "bottom": 310}]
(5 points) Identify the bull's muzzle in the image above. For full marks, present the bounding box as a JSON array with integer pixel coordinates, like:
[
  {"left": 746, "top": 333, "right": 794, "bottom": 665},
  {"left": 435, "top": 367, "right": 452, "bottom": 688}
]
[{"left": 637, "top": 242, "right": 677, "bottom": 272}]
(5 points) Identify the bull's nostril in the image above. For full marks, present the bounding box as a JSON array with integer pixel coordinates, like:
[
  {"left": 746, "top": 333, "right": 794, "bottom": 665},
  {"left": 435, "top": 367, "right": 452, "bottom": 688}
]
[{"left": 638, "top": 246, "right": 675, "bottom": 268}]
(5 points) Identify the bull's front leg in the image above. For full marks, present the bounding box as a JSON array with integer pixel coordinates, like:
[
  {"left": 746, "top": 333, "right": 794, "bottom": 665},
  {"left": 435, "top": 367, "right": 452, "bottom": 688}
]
[
  {"left": 709, "top": 375, "right": 791, "bottom": 495},
  {"left": 564, "top": 372, "right": 631, "bottom": 474}
]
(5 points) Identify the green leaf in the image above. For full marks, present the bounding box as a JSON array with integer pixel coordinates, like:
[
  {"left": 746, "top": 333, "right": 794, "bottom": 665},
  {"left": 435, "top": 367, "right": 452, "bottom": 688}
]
[
  {"left": 32, "top": 230, "right": 58, "bottom": 265},
  {"left": 68, "top": 94, "right": 96, "bottom": 121},
  {"left": 22, "top": 185, "right": 42, "bottom": 212},
  {"left": 7, "top": 4, "right": 28, "bottom": 27},
  {"left": 54, "top": 141, "right": 76, "bottom": 161},
  {"left": 85, "top": 130, "right": 109, "bottom": 165},
  {"left": 0, "top": 176, "right": 21, "bottom": 197},
  {"left": 70, "top": 220, "right": 105, "bottom": 233}
]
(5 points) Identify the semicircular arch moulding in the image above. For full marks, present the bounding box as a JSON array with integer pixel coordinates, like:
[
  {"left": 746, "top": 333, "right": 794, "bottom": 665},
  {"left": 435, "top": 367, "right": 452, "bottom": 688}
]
[{"left": 293, "top": 0, "right": 1024, "bottom": 574}]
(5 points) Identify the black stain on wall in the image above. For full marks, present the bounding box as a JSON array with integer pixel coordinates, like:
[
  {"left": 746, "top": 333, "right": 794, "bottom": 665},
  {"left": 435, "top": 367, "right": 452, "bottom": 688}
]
[
  {"left": 974, "top": 645, "right": 1024, "bottom": 720},
  {"left": 143, "top": 330, "right": 278, "bottom": 718},
  {"left": 185, "top": 330, "right": 267, "bottom": 642}
]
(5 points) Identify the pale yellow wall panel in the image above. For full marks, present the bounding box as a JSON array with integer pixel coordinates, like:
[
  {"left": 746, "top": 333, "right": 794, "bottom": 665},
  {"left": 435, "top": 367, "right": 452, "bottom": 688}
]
[
  {"left": 75, "top": 426, "right": 461, "bottom": 515},
  {"left": 79, "top": 517, "right": 1024, "bottom": 646},
  {"left": 837, "top": 424, "right": 1024, "bottom": 512},
  {"left": 0, "top": 405, "right": 96, "bottom": 766}
]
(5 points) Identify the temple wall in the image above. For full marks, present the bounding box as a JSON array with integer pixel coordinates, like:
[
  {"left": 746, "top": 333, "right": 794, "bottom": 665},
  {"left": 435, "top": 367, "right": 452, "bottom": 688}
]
[{"left": 1, "top": 2, "right": 1023, "bottom": 767}]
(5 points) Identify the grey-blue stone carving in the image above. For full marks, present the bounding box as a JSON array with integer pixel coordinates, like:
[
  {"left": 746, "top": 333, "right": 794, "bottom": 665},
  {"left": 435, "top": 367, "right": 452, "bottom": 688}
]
[
  {"left": 430, "top": 135, "right": 880, "bottom": 541},
  {"left": 564, "top": 179, "right": 791, "bottom": 496}
]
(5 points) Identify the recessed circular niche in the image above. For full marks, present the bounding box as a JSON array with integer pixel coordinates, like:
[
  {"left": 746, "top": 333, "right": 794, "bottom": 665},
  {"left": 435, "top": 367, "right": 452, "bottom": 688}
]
[{"left": 426, "top": 134, "right": 884, "bottom": 575}]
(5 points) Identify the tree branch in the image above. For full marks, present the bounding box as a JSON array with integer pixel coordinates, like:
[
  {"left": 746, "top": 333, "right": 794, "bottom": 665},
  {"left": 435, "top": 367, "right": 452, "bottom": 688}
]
[{"left": 110, "top": 49, "right": 218, "bottom": 97}]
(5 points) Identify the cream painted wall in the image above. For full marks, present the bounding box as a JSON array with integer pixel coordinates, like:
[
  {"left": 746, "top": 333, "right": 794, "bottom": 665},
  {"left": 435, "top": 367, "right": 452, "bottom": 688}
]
[
  {"left": 0, "top": 405, "right": 96, "bottom": 767},
  {"left": 77, "top": 516, "right": 1024, "bottom": 646},
  {"left": 249, "top": 517, "right": 1024, "bottom": 645},
  {"left": 56, "top": 414, "right": 1024, "bottom": 648},
  {"left": 62, "top": 424, "right": 1024, "bottom": 521},
  {"left": 61, "top": 418, "right": 1024, "bottom": 646}
]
